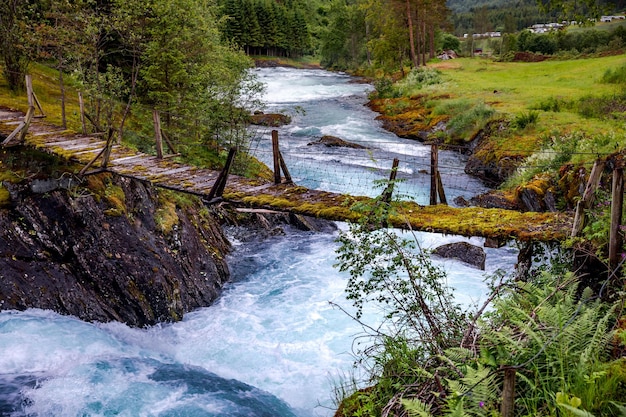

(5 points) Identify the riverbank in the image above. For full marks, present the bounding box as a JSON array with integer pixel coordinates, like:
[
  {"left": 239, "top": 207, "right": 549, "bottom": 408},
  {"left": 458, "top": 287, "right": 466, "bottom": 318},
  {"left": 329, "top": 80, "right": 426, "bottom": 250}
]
[
  {"left": 363, "top": 55, "right": 626, "bottom": 212},
  {"left": 254, "top": 56, "right": 322, "bottom": 69}
]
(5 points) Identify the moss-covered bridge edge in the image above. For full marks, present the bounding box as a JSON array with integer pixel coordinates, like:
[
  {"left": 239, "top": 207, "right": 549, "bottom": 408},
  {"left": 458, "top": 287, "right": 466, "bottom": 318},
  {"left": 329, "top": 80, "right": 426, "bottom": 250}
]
[{"left": 224, "top": 183, "right": 572, "bottom": 242}]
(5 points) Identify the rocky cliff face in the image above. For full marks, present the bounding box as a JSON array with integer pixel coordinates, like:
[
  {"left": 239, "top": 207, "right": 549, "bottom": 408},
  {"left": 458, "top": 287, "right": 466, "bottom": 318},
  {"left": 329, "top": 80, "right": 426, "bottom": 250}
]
[{"left": 0, "top": 172, "right": 231, "bottom": 327}]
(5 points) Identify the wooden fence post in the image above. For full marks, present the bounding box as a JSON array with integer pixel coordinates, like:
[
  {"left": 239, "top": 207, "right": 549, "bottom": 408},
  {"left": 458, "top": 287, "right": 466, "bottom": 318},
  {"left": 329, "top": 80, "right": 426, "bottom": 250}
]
[
  {"left": 430, "top": 144, "right": 446, "bottom": 205},
  {"left": 436, "top": 171, "right": 447, "bottom": 205},
  {"left": 101, "top": 128, "right": 114, "bottom": 168},
  {"left": 430, "top": 144, "right": 438, "bottom": 205},
  {"left": 501, "top": 368, "right": 516, "bottom": 417},
  {"left": 78, "top": 92, "right": 87, "bottom": 135},
  {"left": 24, "top": 75, "right": 45, "bottom": 118},
  {"left": 609, "top": 158, "right": 624, "bottom": 270},
  {"left": 153, "top": 109, "right": 164, "bottom": 159},
  {"left": 381, "top": 158, "right": 399, "bottom": 204},
  {"left": 571, "top": 160, "right": 605, "bottom": 237},
  {"left": 26, "top": 75, "right": 34, "bottom": 108},
  {"left": 278, "top": 151, "right": 293, "bottom": 184},
  {"left": 272, "top": 130, "right": 281, "bottom": 184},
  {"left": 207, "top": 147, "right": 237, "bottom": 201}
]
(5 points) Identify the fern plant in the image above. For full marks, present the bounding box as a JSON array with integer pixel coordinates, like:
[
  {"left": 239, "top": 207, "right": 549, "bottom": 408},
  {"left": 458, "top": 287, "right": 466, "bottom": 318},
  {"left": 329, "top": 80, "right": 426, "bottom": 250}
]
[{"left": 480, "top": 271, "right": 624, "bottom": 416}]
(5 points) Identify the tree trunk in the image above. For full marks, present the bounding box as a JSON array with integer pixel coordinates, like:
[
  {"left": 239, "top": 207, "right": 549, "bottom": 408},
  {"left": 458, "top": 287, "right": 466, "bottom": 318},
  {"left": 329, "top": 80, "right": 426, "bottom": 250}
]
[
  {"left": 58, "top": 57, "right": 67, "bottom": 129},
  {"left": 365, "top": 20, "right": 372, "bottom": 66},
  {"left": 429, "top": 22, "right": 435, "bottom": 59},
  {"left": 421, "top": 19, "right": 427, "bottom": 65},
  {"left": 119, "top": 54, "right": 140, "bottom": 144},
  {"left": 405, "top": 0, "right": 418, "bottom": 67}
]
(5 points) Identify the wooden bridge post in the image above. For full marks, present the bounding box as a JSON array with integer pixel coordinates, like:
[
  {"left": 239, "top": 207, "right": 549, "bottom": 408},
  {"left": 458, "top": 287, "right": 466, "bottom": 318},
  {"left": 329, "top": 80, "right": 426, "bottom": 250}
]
[
  {"left": 279, "top": 151, "right": 293, "bottom": 184},
  {"left": 430, "top": 144, "right": 447, "bottom": 205},
  {"left": 153, "top": 109, "right": 164, "bottom": 159},
  {"left": 79, "top": 128, "right": 115, "bottom": 175},
  {"left": 609, "top": 157, "right": 624, "bottom": 270},
  {"left": 25, "top": 75, "right": 45, "bottom": 118},
  {"left": 207, "top": 147, "right": 237, "bottom": 201},
  {"left": 270, "top": 130, "right": 292, "bottom": 184},
  {"left": 3, "top": 75, "right": 36, "bottom": 147},
  {"left": 571, "top": 160, "right": 604, "bottom": 237},
  {"left": 101, "top": 128, "right": 114, "bottom": 168},
  {"left": 272, "top": 130, "right": 281, "bottom": 184},
  {"left": 26, "top": 75, "right": 34, "bottom": 108},
  {"left": 79, "top": 92, "right": 87, "bottom": 135},
  {"left": 436, "top": 171, "right": 447, "bottom": 205},
  {"left": 381, "top": 158, "right": 400, "bottom": 204}
]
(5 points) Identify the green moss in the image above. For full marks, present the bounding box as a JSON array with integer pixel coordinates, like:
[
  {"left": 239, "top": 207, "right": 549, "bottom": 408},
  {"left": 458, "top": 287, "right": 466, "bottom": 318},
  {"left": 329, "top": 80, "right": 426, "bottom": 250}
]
[
  {"left": 154, "top": 189, "right": 202, "bottom": 235},
  {"left": 126, "top": 280, "right": 154, "bottom": 319},
  {"left": 229, "top": 185, "right": 569, "bottom": 241},
  {"left": 155, "top": 196, "right": 179, "bottom": 235},
  {"left": 104, "top": 183, "right": 126, "bottom": 216},
  {"left": 0, "top": 185, "right": 10, "bottom": 208}
]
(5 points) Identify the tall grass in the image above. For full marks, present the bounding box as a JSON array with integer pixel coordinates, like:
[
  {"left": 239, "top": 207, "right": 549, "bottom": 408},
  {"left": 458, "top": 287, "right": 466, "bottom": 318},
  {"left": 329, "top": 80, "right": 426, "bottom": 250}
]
[{"left": 437, "top": 101, "right": 495, "bottom": 141}]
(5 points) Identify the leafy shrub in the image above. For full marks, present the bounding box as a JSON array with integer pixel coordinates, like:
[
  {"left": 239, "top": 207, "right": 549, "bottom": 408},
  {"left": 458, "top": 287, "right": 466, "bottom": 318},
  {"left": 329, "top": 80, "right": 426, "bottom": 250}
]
[
  {"left": 601, "top": 64, "right": 626, "bottom": 84},
  {"left": 577, "top": 92, "right": 626, "bottom": 120},
  {"left": 396, "top": 67, "right": 442, "bottom": 96},
  {"left": 372, "top": 77, "right": 398, "bottom": 99},
  {"left": 446, "top": 102, "right": 495, "bottom": 139},
  {"left": 439, "top": 32, "right": 460, "bottom": 52},
  {"left": 531, "top": 96, "right": 562, "bottom": 112},
  {"left": 530, "top": 34, "right": 558, "bottom": 55},
  {"left": 431, "top": 98, "right": 471, "bottom": 116}
]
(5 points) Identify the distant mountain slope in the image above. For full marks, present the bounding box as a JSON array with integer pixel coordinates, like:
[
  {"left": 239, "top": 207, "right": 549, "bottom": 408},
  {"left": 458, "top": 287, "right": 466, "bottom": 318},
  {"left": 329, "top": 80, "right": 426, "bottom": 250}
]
[
  {"left": 448, "top": 0, "right": 625, "bottom": 35},
  {"left": 447, "top": 0, "right": 532, "bottom": 13},
  {"left": 448, "top": 0, "right": 625, "bottom": 13}
]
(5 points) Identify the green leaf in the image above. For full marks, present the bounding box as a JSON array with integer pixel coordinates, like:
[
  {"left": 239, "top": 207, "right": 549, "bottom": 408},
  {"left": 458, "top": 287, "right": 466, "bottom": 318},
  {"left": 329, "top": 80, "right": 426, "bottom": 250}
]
[
  {"left": 401, "top": 398, "right": 433, "bottom": 417},
  {"left": 557, "top": 403, "right": 595, "bottom": 417},
  {"left": 610, "top": 402, "right": 626, "bottom": 417}
]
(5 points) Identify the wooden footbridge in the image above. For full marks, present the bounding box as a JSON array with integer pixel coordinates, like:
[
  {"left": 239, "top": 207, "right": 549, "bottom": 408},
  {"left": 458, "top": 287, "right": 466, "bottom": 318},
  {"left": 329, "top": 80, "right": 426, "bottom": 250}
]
[{"left": 0, "top": 103, "right": 573, "bottom": 243}]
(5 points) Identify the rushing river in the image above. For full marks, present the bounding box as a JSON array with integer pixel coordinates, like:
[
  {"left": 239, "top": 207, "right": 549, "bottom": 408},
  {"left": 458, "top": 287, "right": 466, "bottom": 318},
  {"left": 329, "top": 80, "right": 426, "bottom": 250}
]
[{"left": 0, "top": 68, "right": 519, "bottom": 417}]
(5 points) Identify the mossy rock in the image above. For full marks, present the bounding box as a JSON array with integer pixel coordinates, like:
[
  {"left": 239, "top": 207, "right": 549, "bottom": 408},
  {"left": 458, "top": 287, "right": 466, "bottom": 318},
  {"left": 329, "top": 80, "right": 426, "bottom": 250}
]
[
  {"left": 248, "top": 112, "right": 292, "bottom": 127},
  {"left": 0, "top": 185, "right": 10, "bottom": 208},
  {"left": 308, "top": 135, "right": 369, "bottom": 149}
]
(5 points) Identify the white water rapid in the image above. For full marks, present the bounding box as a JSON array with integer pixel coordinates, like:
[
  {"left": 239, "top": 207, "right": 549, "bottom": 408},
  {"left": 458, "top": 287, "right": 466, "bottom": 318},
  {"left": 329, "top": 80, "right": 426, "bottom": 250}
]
[{"left": 0, "top": 67, "right": 519, "bottom": 417}]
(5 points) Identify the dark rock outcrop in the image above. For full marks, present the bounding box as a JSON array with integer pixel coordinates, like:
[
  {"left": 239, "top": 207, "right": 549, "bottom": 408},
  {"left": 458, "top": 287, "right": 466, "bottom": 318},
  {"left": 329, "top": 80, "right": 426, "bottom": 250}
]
[
  {"left": 0, "top": 174, "right": 230, "bottom": 327},
  {"left": 464, "top": 120, "right": 521, "bottom": 186},
  {"left": 432, "top": 241, "right": 486, "bottom": 270},
  {"left": 224, "top": 208, "right": 337, "bottom": 242},
  {"left": 307, "top": 135, "right": 368, "bottom": 149}
]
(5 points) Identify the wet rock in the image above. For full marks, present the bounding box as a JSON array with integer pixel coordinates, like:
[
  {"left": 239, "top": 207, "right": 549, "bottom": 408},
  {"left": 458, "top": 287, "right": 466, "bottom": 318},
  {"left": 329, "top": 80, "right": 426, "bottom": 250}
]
[
  {"left": 249, "top": 112, "right": 292, "bottom": 127},
  {"left": 432, "top": 241, "right": 486, "bottom": 270},
  {"left": 469, "top": 191, "right": 520, "bottom": 210},
  {"left": 225, "top": 208, "right": 337, "bottom": 242},
  {"left": 307, "top": 135, "right": 368, "bottom": 149},
  {"left": 0, "top": 174, "right": 230, "bottom": 327}
]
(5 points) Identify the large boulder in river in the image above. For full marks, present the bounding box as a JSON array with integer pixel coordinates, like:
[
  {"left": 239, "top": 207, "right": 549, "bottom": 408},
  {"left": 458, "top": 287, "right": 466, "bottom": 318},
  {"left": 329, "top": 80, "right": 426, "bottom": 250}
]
[
  {"left": 432, "top": 242, "right": 486, "bottom": 270},
  {"left": 249, "top": 112, "right": 291, "bottom": 127},
  {"left": 307, "top": 135, "right": 369, "bottom": 149}
]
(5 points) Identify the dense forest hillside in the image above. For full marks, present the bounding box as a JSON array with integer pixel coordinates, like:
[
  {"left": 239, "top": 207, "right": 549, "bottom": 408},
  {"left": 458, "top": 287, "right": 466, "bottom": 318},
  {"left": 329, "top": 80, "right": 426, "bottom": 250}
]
[{"left": 449, "top": 0, "right": 626, "bottom": 35}]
